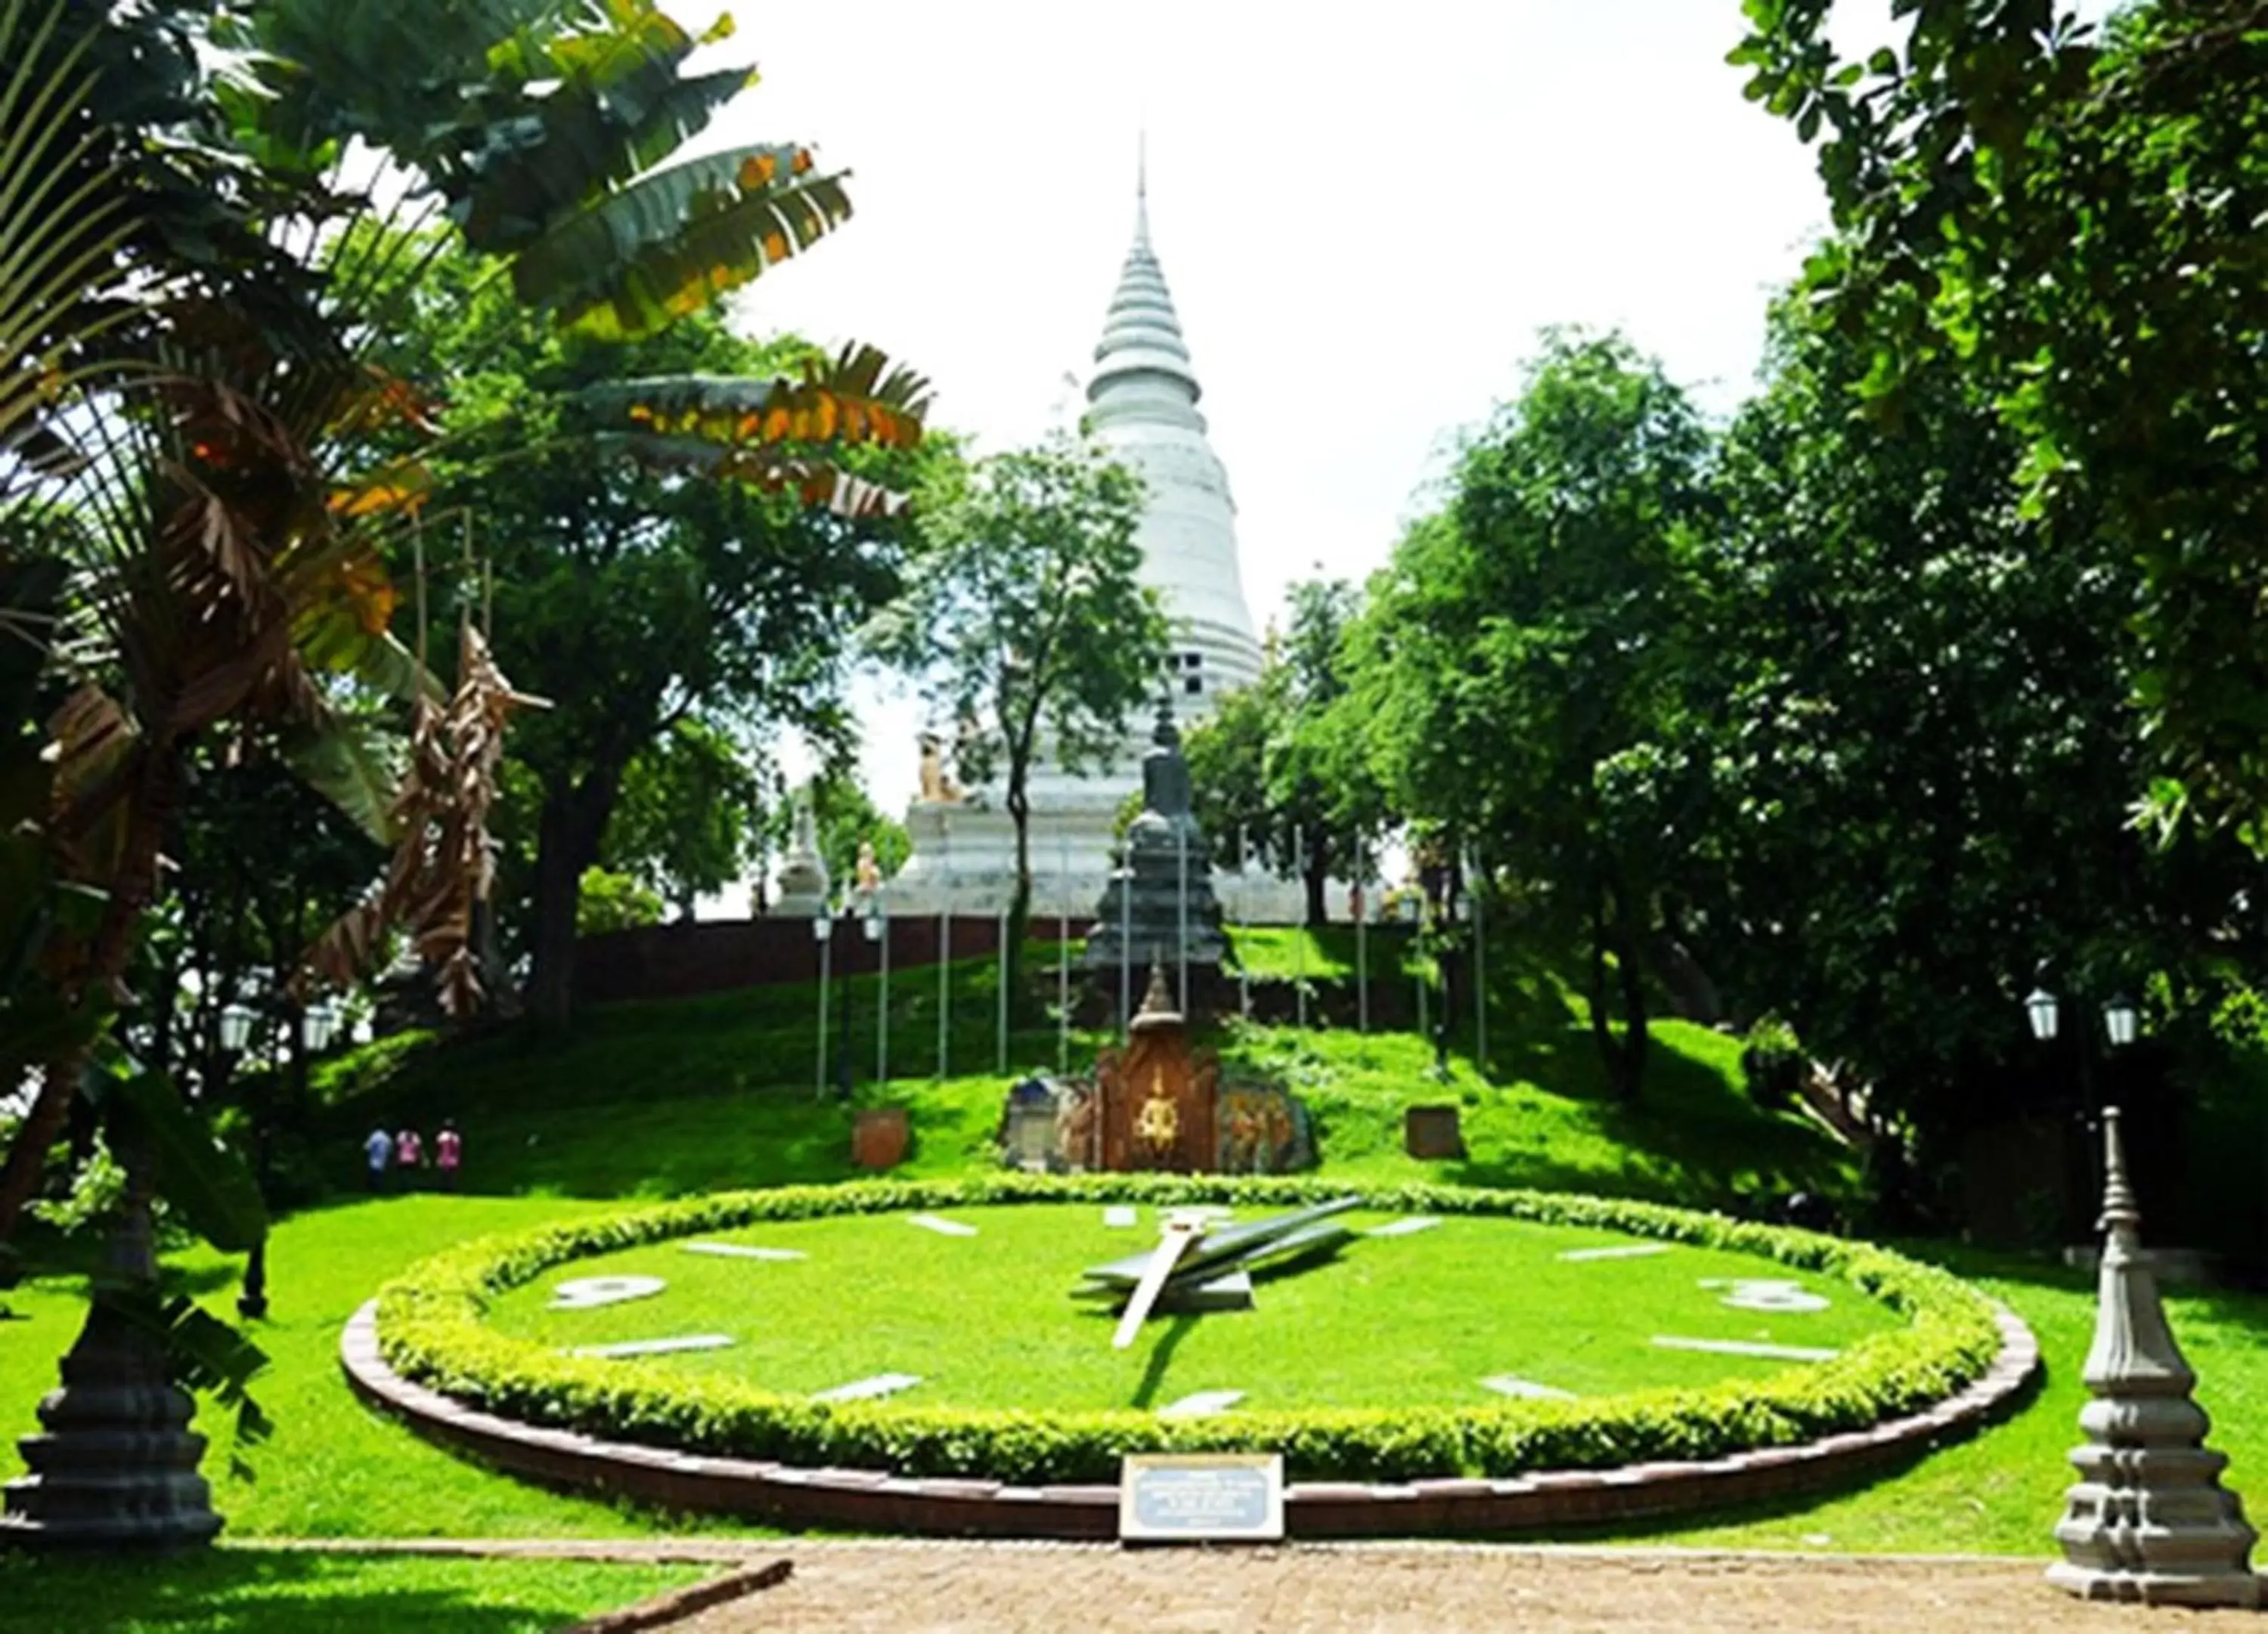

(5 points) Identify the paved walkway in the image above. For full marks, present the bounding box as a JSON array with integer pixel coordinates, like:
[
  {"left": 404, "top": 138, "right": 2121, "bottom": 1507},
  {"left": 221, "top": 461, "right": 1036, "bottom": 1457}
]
[
  {"left": 267, "top": 1539, "right": 2232, "bottom": 1633},
  {"left": 664, "top": 1543, "right": 2228, "bottom": 1632}
]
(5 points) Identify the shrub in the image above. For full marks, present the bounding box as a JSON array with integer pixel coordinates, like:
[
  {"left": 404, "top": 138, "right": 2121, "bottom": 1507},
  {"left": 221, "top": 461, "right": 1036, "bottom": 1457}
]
[
  {"left": 1740, "top": 1015, "right": 1806, "bottom": 1109},
  {"left": 373, "top": 1176, "right": 2006, "bottom": 1487}
]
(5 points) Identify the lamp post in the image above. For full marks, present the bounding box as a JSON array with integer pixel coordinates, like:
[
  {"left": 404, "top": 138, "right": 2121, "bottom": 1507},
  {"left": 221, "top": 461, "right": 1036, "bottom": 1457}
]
[
  {"left": 236, "top": 997, "right": 336, "bottom": 1321},
  {"left": 1398, "top": 893, "right": 1426, "bottom": 1049},
  {"left": 813, "top": 908, "right": 835, "bottom": 1098},
  {"left": 864, "top": 895, "right": 888, "bottom": 1089},
  {"left": 1433, "top": 887, "right": 1465, "bottom": 1082},
  {"left": 2024, "top": 983, "right": 2140, "bottom": 1205}
]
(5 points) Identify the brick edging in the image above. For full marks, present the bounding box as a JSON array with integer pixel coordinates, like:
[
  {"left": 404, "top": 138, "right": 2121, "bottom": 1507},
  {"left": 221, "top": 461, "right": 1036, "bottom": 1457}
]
[
  {"left": 559, "top": 1558, "right": 792, "bottom": 1634},
  {"left": 339, "top": 1301, "right": 2038, "bottom": 1540}
]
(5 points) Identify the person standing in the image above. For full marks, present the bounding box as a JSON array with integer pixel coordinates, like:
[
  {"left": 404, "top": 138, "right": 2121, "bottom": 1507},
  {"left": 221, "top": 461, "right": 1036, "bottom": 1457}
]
[
  {"left": 395, "top": 1126, "right": 424, "bottom": 1190},
  {"left": 364, "top": 1127, "right": 393, "bottom": 1193},
  {"left": 435, "top": 1122, "right": 462, "bottom": 1192}
]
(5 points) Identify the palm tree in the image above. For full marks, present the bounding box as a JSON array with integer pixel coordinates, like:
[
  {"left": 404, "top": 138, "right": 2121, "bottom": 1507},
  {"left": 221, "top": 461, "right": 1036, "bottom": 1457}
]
[{"left": 0, "top": 0, "right": 929, "bottom": 1547}]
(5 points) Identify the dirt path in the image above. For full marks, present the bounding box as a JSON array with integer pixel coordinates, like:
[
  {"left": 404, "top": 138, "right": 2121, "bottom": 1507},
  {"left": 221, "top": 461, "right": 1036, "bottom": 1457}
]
[{"left": 659, "top": 1542, "right": 2231, "bottom": 1633}]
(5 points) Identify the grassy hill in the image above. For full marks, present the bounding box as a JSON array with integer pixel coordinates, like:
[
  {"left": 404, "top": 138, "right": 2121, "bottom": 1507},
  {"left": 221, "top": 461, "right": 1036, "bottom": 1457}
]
[{"left": 307, "top": 941, "right": 1855, "bottom": 1210}]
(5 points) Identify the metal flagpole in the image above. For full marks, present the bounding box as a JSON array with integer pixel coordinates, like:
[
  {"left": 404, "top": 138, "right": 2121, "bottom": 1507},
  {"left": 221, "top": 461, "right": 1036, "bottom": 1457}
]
[
  {"left": 814, "top": 911, "right": 832, "bottom": 1097},
  {"left": 1057, "top": 831, "right": 1070, "bottom": 1077},
  {"left": 937, "top": 893, "right": 950, "bottom": 1082},
  {"left": 1236, "top": 824, "right": 1250, "bottom": 1023},
  {"left": 1176, "top": 815, "right": 1189, "bottom": 1015},
  {"left": 1467, "top": 843, "right": 1486, "bottom": 1072},
  {"left": 1294, "top": 826, "right": 1308, "bottom": 1029},
  {"left": 937, "top": 825, "right": 950, "bottom": 1081},
  {"left": 996, "top": 905, "right": 1009, "bottom": 1075},
  {"left": 876, "top": 887, "right": 890, "bottom": 1088},
  {"left": 1355, "top": 832, "right": 1368, "bottom": 1035}
]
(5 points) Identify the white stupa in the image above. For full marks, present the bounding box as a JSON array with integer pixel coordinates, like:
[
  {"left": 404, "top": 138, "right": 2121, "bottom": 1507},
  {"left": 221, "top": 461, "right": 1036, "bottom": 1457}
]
[{"left": 887, "top": 160, "right": 1284, "bottom": 921}]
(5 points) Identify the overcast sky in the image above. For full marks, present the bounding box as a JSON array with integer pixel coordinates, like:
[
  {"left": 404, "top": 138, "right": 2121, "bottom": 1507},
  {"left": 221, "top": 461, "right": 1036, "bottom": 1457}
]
[{"left": 668, "top": 1, "right": 2093, "bottom": 884}]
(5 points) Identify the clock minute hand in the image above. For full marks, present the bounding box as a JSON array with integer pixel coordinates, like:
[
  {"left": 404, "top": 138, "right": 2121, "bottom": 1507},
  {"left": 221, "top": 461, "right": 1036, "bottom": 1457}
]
[{"left": 1113, "top": 1214, "right": 1205, "bottom": 1351}]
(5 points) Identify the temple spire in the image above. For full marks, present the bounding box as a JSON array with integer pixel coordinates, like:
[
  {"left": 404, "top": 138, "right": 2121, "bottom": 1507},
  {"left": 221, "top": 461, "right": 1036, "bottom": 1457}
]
[{"left": 1136, "top": 132, "right": 1150, "bottom": 247}]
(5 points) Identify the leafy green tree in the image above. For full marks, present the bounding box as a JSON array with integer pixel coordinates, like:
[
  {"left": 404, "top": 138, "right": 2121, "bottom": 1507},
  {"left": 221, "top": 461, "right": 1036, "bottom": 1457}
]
[
  {"left": 806, "top": 775, "right": 912, "bottom": 898},
  {"left": 1730, "top": 1, "right": 2268, "bottom": 846},
  {"left": 378, "top": 244, "right": 930, "bottom": 1025},
  {"left": 1348, "top": 332, "right": 1711, "bottom": 1102},
  {"left": 1185, "top": 580, "right": 1387, "bottom": 924},
  {"left": 880, "top": 437, "right": 1168, "bottom": 1000},
  {"left": 603, "top": 719, "right": 770, "bottom": 922},
  {"left": 1664, "top": 293, "right": 2262, "bottom": 1176},
  {"left": 576, "top": 867, "right": 665, "bottom": 936}
]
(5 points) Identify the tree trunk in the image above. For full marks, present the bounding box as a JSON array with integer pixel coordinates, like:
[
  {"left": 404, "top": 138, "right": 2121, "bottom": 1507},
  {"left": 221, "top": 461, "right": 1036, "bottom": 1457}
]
[
  {"left": 522, "top": 765, "right": 625, "bottom": 1029},
  {"left": 1302, "top": 828, "right": 1332, "bottom": 927},
  {"left": 1005, "top": 767, "right": 1032, "bottom": 1024}
]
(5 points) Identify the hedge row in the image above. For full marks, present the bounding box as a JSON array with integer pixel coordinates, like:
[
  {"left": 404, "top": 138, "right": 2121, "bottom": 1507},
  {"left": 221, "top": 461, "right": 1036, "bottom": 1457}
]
[{"left": 373, "top": 1174, "right": 2004, "bottom": 1486}]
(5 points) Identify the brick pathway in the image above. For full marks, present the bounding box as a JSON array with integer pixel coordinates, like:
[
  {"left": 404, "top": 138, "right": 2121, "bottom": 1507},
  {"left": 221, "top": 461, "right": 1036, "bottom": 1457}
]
[{"left": 655, "top": 1542, "right": 2224, "bottom": 1633}]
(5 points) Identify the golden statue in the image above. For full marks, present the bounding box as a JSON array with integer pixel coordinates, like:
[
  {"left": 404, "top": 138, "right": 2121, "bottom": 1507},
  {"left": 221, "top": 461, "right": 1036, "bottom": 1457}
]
[
  {"left": 917, "top": 733, "right": 964, "bottom": 804},
  {"left": 855, "top": 839, "right": 882, "bottom": 896},
  {"left": 1135, "top": 1070, "right": 1180, "bottom": 1155}
]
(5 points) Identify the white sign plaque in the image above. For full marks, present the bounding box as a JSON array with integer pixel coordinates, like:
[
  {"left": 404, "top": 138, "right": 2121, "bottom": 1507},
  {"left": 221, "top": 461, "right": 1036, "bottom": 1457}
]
[{"left": 1119, "top": 1453, "right": 1284, "bottom": 1543}]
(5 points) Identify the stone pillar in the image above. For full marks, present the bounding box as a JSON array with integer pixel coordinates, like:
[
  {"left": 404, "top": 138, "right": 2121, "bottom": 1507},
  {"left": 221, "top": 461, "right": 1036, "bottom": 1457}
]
[
  {"left": 2, "top": 1132, "right": 223, "bottom": 1549},
  {"left": 2046, "top": 1106, "right": 2258, "bottom": 1607}
]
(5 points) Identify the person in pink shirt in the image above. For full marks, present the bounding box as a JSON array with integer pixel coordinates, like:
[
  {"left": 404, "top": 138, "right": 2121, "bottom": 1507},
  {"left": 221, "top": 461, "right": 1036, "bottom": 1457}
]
[
  {"left": 435, "top": 1122, "right": 462, "bottom": 1191},
  {"left": 395, "top": 1127, "right": 423, "bottom": 1187}
]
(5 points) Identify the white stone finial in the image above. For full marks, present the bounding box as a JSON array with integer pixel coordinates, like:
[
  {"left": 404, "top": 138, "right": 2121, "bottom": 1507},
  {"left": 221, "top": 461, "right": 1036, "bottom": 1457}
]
[{"left": 1136, "top": 132, "right": 1150, "bottom": 246}]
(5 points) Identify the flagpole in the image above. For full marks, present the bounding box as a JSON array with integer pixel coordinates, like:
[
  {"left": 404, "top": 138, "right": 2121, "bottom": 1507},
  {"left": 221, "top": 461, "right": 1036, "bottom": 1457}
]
[
  {"left": 876, "top": 884, "right": 890, "bottom": 1088},
  {"left": 1294, "top": 825, "right": 1308, "bottom": 1030},
  {"left": 1236, "top": 823, "right": 1250, "bottom": 1023},
  {"left": 1467, "top": 843, "right": 1486, "bottom": 1072},
  {"left": 1058, "top": 830, "right": 1070, "bottom": 1077},
  {"left": 1176, "top": 812, "right": 1190, "bottom": 1016},
  {"left": 1355, "top": 831, "right": 1368, "bottom": 1035}
]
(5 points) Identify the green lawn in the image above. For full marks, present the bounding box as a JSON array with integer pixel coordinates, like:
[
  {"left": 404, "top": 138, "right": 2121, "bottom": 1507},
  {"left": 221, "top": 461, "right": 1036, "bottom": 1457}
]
[
  {"left": 0, "top": 1549, "right": 703, "bottom": 1632},
  {"left": 5, "top": 971, "right": 2260, "bottom": 1563},
  {"left": 488, "top": 1204, "right": 1892, "bottom": 1410}
]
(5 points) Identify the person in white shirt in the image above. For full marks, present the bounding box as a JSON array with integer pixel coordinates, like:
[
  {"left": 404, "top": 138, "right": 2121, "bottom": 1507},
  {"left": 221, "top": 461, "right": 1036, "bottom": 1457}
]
[{"left": 364, "top": 1127, "right": 393, "bottom": 1193}]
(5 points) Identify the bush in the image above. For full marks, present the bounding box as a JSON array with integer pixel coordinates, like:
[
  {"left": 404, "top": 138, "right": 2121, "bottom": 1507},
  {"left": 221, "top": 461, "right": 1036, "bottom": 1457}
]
[
  {"left": 375, "top": 1175, "right": 2004, "bottom": 1487},
  {"left": 1740, "top": 1015, "right": 1806, "bottom": 1109}
]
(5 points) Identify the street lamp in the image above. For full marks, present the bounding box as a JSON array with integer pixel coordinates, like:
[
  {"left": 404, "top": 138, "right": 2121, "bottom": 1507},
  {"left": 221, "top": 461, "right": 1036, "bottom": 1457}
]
[
  {"left": 813, "top": 908, "right": 835, "bottom": 1098},
  {"left": 237, "top": 998, "right": 338, "bottom": 1322},
  {"left": 2023, "top": 981, "right": 2142, "bottom": 1209},
  {"left": 1433, "top": 890, "right": 1468, "bottom": 1081},
  {"left": 864, "top": 894, "right": 888, "bottom": 1089},
  {"left": 1394, "top": 892, "right": 1427, "bottom": 1051},
  {"left": 217, "top": 1001, "right": 258, "bottom": 1057}
]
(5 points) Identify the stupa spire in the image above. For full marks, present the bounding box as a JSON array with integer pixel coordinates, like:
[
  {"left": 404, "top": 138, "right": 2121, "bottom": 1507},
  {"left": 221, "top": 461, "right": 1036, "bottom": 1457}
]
[
  {"left": 1088, "top": 147, "right": 1201, "bottom": 426},
  {"left": 1135, "top": 132, "right": 1150, "bottom": 247}
]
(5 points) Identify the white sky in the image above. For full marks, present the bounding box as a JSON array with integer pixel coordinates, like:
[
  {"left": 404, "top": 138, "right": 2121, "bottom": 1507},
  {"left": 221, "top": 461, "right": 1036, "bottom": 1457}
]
[{"left": 670, "top": 0, "right": 2103, "bottom": 891}]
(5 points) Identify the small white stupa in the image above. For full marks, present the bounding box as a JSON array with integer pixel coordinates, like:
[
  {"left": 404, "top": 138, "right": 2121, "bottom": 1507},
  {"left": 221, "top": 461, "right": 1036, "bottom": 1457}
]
[{"left": 888, "top": 153, "right": 1290, "bottom": 921}]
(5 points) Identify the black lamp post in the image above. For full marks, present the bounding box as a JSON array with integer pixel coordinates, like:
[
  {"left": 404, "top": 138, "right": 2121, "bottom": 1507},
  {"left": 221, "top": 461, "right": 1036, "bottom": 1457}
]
[
  {"left": 2024, "top": 983, "right": 2139, "bottom": 1203},
  {"left": 1433, "top": 890, "right": 1467, "bottom": 1081},
  {"left": 812, "top": 907, "right": 835, "bottom": 1098},
  {"left": 863, "top": 894, "right": 888, "bottom": 1089},
  {"left": 236, "top": 998, "right": 336, "bottom": 1320}
]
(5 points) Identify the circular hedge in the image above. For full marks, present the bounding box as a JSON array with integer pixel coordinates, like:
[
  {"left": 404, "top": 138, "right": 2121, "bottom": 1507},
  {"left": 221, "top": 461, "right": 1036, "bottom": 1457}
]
[{"left": 372, "top": 1173, "right": 2003, "bottom": 1486}]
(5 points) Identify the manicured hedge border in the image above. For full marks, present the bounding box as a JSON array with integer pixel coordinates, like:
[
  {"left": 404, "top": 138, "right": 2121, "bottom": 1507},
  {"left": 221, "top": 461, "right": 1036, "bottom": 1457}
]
[{"left": 373, "top": 1174, "right": 2003, "bottom": 1487}]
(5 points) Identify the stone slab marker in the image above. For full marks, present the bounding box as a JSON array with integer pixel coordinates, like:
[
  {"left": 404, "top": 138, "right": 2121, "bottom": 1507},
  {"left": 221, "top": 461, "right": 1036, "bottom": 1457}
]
[{"left": 2047, "top": 1106, "right": 2261, "bottom": 1608}]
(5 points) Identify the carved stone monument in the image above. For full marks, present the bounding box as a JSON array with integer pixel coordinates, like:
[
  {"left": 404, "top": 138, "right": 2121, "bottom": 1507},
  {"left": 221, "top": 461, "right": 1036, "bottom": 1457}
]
[
  {"left": 1083, "top": 702, "right": 1226, "bottom": 982},
  {"left": 2, "top": 1145, "right": 223, "bottom": 1548},
  {"left": 1091, "top": 965, "right": 1219, "bottom": 1173},
  {"left": 770, "top": 785, "right": 830, "bottom": 919},
  {"left": 2047, "top": 1106, "right": 2260, "bottom": 1607}
]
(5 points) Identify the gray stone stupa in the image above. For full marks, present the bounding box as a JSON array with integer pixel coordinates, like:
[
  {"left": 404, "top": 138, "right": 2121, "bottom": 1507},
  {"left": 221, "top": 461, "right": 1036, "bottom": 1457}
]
[
  {"left": 2048, "top": 1105, "right": 2260, "bottom": 1607},
  {"left": 1084, "top": 701, "right": 1225, "bottom": 983}
]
